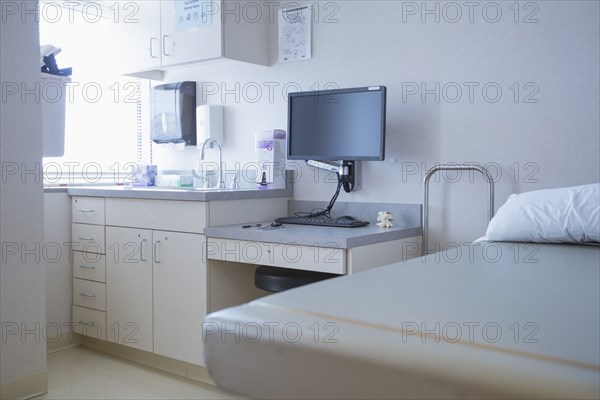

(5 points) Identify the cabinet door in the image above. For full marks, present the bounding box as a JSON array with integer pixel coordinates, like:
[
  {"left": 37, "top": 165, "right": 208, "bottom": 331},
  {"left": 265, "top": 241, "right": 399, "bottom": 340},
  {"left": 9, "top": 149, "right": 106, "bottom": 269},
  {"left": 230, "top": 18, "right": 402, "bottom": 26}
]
[
  {"left": 153, "top": 231, "right": 207, "bottom": 366},
  {"left": 159, "top": 0, "right": 223, "bottom": 66},
  {"left": 111, "top": 1, "right": 162, "bottom": 73},
  {"left": 106, "top": 227, "right": 153, "bottom": 352}
]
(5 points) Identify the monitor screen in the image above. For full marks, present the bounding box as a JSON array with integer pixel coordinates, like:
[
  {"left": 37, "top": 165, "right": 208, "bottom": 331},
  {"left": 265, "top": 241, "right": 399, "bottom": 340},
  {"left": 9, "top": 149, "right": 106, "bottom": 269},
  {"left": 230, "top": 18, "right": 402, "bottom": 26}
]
[{"left": 287, "top": 86, "right": 386, "bottom": 161}]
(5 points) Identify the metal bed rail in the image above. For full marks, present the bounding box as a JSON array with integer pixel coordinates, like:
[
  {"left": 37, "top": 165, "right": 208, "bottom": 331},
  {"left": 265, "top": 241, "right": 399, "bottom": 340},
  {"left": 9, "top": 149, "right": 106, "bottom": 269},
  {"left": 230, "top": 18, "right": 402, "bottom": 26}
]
[{"left": 423, "top": 164, "right": 495, "bottom": 255}]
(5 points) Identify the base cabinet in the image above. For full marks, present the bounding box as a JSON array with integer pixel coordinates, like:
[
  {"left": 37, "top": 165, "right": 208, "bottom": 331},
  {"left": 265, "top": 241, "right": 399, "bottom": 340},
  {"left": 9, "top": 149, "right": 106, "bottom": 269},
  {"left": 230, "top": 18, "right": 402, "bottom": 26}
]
[
  {"left": 153, "top": 231, "right": 206, "bottom": 365},
  {"left": 73, "top": 196, "right": 288, "bottom": 368},
  {"left": 106, "top": 226, "right": 206, "bottom": 365},
  {"left": 106, "top": 227, "right": 153, "bottom": 352}
]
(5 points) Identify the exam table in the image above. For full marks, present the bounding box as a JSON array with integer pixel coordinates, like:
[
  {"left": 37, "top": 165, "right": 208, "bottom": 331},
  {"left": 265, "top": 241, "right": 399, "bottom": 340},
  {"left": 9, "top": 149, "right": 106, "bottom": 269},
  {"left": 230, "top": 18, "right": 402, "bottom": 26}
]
[{"left": 203, "top": 241, "right": 600, "bottom": 399}]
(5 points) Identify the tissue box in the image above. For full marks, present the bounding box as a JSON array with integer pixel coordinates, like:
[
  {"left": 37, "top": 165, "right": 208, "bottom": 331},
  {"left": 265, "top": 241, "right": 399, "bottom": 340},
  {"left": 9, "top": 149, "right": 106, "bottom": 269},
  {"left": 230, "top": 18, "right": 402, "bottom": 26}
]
[
  {"left": 132, "top": 165, "right": 157, "bottom": 187},
  {"left": 256, "top": 130, "right": 286, "bottom": 189}
]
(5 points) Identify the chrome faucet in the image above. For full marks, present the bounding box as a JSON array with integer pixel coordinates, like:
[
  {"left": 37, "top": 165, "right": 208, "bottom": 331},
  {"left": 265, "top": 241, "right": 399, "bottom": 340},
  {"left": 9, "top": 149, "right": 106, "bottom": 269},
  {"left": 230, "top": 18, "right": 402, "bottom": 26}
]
[{"left": 200, "top": 139, "right": 225, "bottom": 189}]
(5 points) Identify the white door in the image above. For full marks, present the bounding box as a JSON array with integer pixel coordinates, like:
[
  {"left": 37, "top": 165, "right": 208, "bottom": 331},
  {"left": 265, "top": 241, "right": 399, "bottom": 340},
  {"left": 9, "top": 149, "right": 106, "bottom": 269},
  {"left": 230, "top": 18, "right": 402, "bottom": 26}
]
[
  {"left": 159, "top": 0, "right": 223, "bottom": 66},
  {"left": 153, "top": 231, "right": 207, "bottom": 365},
  {"left": 106, "top": 226, "right": 153, "bottom": 352},
  {"left": 111, "top": 1, "right": 162, "bottom": 73}
]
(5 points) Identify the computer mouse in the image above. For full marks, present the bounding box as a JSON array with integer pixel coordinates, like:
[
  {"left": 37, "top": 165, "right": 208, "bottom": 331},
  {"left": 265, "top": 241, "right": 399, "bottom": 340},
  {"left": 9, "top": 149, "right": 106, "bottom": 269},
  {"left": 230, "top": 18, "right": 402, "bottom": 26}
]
[{"left": 271, "top": 221, "right": 283, "bottom": 227}]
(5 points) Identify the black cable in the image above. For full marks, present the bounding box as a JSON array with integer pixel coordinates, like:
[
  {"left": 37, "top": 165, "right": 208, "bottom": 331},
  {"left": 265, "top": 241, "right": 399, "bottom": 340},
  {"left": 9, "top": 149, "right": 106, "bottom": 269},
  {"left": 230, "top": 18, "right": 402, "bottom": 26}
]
[{"left": 295, "top": 173, "right": 343, "bottom": 218}]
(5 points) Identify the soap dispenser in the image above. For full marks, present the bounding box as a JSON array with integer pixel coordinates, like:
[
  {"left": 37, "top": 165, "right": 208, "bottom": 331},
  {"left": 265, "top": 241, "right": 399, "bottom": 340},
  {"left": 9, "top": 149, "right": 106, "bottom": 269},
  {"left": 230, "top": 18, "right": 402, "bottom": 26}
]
[
  {"left": 194, "top": 105, "right": 224, "bottom": 188},
  {"left": 196, "top": 105, "right": 224, "bottom": 146}
]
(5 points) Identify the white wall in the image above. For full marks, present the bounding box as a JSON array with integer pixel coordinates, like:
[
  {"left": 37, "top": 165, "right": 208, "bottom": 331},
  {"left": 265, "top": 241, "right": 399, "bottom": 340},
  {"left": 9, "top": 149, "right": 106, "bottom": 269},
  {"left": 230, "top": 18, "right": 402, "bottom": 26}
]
[
  {"left": 155, "top": 0, "right": 599, "bottom": 247},
  {"left": 44, "top": 192, "right": 72, "bottom": 345},
  {"left": 0, "top": 0, "right": 47, "bottom": 391}
]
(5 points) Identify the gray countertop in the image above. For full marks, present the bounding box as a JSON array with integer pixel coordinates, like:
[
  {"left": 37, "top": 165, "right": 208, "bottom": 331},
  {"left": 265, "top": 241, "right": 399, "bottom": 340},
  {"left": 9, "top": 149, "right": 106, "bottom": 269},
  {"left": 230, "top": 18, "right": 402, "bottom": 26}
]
[
  {"left": 204, "top": 221, "right": 422, "bottom": 249},
  {"left": 65, "top": 185, "right": 292, "bottom": 201}
]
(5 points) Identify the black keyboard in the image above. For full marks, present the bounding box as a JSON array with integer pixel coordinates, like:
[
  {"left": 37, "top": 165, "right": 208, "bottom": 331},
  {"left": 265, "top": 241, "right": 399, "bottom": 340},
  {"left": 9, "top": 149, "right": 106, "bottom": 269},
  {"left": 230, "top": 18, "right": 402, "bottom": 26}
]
[{"left": 275, "top": 215, "right": 370, "bottom": 228}]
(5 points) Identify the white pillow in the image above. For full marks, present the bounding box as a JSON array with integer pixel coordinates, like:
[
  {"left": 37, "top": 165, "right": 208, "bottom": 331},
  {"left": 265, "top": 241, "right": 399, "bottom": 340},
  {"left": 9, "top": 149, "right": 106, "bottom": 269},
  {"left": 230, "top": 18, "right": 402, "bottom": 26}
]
[{"left": 476, "top": 183, "right": 600, "bottom": 244}]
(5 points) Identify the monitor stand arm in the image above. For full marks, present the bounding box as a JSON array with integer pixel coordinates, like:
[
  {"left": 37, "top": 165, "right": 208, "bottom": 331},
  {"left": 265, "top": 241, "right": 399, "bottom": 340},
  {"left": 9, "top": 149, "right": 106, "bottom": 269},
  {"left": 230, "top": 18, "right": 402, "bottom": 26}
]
[{"left": 306, "top": 160, "right": 362, "bottom": 193}]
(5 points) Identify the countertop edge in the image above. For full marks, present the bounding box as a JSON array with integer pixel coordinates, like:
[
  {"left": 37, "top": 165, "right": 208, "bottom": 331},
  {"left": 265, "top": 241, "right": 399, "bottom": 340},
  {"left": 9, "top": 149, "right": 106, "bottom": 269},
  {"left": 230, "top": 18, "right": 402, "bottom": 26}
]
[
  {"left": 65, "top": 186, "right": 293, "bottom": 201},
  {"left": 204, "top": 223, "right": 423, "bottom": 249}
]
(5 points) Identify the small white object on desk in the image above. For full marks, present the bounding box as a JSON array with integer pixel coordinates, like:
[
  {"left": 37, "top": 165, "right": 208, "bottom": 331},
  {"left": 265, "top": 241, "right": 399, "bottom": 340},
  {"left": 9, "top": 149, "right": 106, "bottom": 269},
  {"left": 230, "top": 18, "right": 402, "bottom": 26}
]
[{"left": 377, "top": 211, "right": 394, "bottom": 228}]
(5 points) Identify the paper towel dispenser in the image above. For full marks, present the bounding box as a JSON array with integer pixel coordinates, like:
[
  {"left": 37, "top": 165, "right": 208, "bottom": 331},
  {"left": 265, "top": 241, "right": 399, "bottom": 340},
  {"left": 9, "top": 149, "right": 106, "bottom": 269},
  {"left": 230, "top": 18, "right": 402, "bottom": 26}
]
[{"left": 151, "top": 81, "right": 196, "bottom": 145}]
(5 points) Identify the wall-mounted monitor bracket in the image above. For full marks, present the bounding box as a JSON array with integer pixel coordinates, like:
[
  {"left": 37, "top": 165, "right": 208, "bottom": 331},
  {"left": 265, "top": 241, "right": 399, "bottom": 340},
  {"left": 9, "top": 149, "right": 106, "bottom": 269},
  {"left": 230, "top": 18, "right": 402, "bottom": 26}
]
[{"left": 306, "top": 160, "right": 362, "bottom": 193}]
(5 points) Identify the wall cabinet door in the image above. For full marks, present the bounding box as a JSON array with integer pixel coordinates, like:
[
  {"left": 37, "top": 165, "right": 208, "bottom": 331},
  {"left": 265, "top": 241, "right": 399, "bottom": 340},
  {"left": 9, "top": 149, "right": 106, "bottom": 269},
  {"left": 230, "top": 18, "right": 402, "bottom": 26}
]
[
  {"left": 115, "top": 0, "right": 268, "bottom": 77},
  {"left": 112, "top": 1, "right": 162, "bottom": 73},
  {"left": 106, "top": 226, "right": 153, "bottom": 352},
  {"left": 153, "top": 231, "right": 207, "bottom": 366},
  {"left": 159, "top": 0, "right": 223, "bottom": 66}
]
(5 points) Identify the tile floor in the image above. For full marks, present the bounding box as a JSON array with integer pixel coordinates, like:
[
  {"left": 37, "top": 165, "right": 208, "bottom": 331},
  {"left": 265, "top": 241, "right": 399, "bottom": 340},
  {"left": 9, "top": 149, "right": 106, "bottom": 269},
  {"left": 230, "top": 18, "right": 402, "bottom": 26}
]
[{"left": 35, "top": 346, "right": 242, "bottom": 400}]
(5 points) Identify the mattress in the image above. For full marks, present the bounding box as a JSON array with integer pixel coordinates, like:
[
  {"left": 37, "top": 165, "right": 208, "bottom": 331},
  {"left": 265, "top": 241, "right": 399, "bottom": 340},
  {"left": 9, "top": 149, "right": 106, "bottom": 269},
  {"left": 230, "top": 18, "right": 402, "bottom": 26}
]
[{"left": 203, "top": 243, "right": 600, "bottom": 399}]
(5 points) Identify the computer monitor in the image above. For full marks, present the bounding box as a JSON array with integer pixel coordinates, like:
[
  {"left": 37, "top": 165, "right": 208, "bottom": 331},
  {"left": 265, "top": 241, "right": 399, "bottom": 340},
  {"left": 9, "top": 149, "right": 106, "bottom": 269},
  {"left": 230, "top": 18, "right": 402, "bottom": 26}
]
[{"left": 287, "top": 86, "right": 386, "bottom": 161}]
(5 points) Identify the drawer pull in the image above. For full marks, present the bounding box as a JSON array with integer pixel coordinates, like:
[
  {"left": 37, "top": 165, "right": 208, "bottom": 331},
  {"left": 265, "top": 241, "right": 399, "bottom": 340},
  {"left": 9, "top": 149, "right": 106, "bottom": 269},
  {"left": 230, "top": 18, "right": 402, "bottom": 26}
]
[
  {"left": 78, "top": 264, "right": 96, "bottom": 270},
  {"left": 78, "top": 320, "right": 96, "bottom": 326},
  {"left": 140, "top": 239, "right": 147, "bottom": 262},
  {"left": 79, "top": 292, "right": 96, "bottom": 298},
  {"left": 153, "top": 241, "right": 161, "bottom": 263},
  {"left": 77, "top": 237, "right": 95, "bottom": 241},
  {"left": 162, "top": 35, "right": 171, "bottom": 56},
  {"left": 77, "top": 209, "right": 95, "bottom": 213},
  {"left": 150, "top": 37, "right": 158, "bottom": 58}
]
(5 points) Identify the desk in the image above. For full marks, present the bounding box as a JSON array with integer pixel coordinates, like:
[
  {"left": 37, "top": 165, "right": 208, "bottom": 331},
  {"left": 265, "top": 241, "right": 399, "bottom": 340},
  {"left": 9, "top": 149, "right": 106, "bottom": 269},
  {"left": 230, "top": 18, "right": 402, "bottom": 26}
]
[{"left": 204, "top": 221, "right": 422, "bottom": 312}]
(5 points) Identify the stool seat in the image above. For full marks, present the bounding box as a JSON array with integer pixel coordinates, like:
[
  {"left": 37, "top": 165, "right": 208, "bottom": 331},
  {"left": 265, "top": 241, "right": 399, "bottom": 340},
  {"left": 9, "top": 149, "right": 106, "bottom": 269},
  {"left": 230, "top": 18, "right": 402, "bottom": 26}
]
[{"left": 255, "top": 265, "right": 338, "bottom": 293}]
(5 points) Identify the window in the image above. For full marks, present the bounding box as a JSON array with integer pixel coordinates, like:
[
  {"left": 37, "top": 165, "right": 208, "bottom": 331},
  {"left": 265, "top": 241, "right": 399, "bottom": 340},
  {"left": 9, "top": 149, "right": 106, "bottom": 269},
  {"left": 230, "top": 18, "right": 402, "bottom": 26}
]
[{"left": 40, "top": 1, "right": 150, "bottom": 184}]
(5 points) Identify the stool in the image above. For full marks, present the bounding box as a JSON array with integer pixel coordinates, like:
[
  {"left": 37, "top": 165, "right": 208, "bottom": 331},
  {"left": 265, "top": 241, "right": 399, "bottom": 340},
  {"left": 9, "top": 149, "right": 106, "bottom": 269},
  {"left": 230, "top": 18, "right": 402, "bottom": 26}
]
[{"left": 254, "top": 265, "right": 338, "bottom": 293}]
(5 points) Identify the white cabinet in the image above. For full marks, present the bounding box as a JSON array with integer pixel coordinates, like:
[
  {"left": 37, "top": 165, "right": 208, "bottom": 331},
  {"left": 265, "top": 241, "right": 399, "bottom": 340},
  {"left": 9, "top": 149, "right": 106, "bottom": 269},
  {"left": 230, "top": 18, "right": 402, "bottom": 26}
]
[
  {"left": 105, "top": 226, "right": 206, "bottom": 365},
  {"left": 113, "top": 1, "right": 162, "bottom": 74},
  {"left": 72, "top": 196, "right": 105, "bottom": 225},
  {"left": 114, "top": 0, "right": 270, "bottom": 79},
  {"left": 73, "top": 305, "right": 107, "bottom": 341},
  {"left": 153, "top": 231, "right": 206, "bottom": 365},
  {"left": 71, "top": 196, "right": 107, "bottom": 342},
  {"left": 73, "top": 278, "right": 107, "bottom": 311},
  {"left": 104, "top": 198, "right": 208, "bottom": 365},
  {"left": 207, "top": 238, "right": 347, "bottom": 274},
  {"left": 74, "top": 195, "right": 288, "bottom": 368},
  {"left": 72, "top": 223, "right": 105, "bottom": 254},
  {"left": 159, "top": 0, "right": 223, "bottom": 67},
  {"left": 106, "top": 226, "right": 153, "bottom": 352}
]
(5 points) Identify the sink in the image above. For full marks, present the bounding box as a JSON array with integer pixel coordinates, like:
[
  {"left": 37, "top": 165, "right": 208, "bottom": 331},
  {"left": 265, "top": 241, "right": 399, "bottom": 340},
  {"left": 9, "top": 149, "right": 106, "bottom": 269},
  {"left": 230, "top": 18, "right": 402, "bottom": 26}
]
[
  {"left": 186, "top": 187, "right": 240, "bottom": 192},
  {"left": 104, "top": 185, "right": 249, "bottom": 193}
]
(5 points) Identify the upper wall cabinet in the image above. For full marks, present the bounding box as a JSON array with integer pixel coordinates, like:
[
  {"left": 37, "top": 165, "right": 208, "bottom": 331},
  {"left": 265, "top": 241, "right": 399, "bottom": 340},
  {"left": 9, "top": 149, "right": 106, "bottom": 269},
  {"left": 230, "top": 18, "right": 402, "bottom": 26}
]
[{"left": 114, "top": 0, "right": 270, "bottom": 80}]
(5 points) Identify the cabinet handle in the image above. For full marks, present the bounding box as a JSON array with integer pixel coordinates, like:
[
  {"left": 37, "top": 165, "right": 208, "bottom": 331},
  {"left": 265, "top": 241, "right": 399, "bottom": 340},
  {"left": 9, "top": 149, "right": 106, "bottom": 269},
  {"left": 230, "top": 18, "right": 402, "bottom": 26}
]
[
  {"left": 78, "top": 264, "right": 96, "bottom": 270},
  {"left": 79, "top": 292, "right": 96, "bottom": 298},
  {"left": 140, "top": 239, "right": 147, "bottom": 262},
  {"left": 149, "top": 37, "right": 158, "bottom": 59},
  {"left": 153, "top": 241, "right": 161, "bottom": 263},
  {"left": 77, "top": 237, "right": 94, "bottom": 241},
  {"left": 162, "top": 35, "right": 171, "bottom": 56},
  {"left": 77, "top": 209, "right": 95, "bottom": 213},
  {"left": 78, "top": 320, "right": 95, "bottom": 326}
]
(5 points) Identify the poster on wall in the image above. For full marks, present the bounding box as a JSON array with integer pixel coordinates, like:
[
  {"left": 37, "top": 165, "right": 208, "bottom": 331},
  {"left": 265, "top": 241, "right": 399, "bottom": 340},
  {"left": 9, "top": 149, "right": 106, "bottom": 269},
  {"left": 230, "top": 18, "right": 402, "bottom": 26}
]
[
  {"left": 278, "top": 6, "right": 312, "bottom": 63},
  {"left": 175, "top": 0, "right": 213, "bottom": 32}
]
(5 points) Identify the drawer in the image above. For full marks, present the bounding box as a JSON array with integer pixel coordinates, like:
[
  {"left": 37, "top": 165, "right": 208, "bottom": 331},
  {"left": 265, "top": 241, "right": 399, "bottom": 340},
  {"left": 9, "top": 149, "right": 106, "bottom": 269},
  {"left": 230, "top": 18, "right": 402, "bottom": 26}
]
[
  {"left": 73, "top": 278, "right": 106, "bottom": 311},
  {"left": 105, "top": 198, "right": 207, "bottom": 233},
  {"left": 72, "top": 197, "right": 105, "bottom": 225},
  {"left": 207, "top": 238, "right": 346, "bottom": 274},
  {"left": 72, "top": 305, "right": 106, "bottom": 341},
  {"left": 72, "top": 251, "right": 106, "bottom": 282},
  {"left": 72, "top": 223, "right": 105, "bottom": 254}
]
